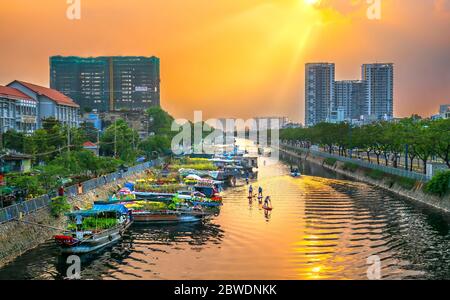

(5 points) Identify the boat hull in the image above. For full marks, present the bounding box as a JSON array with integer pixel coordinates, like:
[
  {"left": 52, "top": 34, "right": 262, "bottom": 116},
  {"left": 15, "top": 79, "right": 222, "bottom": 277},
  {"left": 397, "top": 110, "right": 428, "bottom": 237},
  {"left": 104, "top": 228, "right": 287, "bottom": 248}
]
[
  {"left": 191, "top": 201, "right": 222, "bottom": 207},
  {"left": 57, "top": 222, "right": 132, "bottom": 254},
  {"left": 133, "top": 192, "right": 174, "bottom": 202},
  {"left": 132, "top": 211, "right": 205, "bottom": 224}
]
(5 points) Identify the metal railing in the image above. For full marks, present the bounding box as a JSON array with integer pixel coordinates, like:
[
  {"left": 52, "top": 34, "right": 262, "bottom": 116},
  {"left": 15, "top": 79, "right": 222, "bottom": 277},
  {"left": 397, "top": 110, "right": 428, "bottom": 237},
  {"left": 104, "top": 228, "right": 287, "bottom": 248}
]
[
  {"left": 281, "top": 144, "right": 429, "bottom": 182},
  {"left": 0, "top": 160, "right": 159, "bottom": 225}
]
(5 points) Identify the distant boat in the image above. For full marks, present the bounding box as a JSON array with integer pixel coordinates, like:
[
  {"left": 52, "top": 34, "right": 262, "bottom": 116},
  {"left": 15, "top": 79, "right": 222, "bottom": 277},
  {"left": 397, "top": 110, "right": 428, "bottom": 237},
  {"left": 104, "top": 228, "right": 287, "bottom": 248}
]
[{"left": 290, "top": 166, "right": 301, "bottom": 178}]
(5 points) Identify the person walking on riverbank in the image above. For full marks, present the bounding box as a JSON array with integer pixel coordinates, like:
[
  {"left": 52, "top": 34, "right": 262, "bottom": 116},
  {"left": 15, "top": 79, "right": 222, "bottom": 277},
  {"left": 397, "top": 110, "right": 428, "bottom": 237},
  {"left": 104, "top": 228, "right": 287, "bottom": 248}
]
[
  {"left": 248, "top": 185, "right": 253, "bottom": 198},
  {"left": 58, "top": 185, "right": 65, "bottom": 197}
]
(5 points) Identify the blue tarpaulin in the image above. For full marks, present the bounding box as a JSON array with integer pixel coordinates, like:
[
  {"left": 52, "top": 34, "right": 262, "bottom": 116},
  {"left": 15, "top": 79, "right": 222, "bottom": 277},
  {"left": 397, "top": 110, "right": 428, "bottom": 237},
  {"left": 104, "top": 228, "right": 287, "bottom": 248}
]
[
  {"left": 124, "top": 182, "right": 135, "bottom": 191},
  {"left": 67, "top": 204, "right": 128, "bottom": 217}
]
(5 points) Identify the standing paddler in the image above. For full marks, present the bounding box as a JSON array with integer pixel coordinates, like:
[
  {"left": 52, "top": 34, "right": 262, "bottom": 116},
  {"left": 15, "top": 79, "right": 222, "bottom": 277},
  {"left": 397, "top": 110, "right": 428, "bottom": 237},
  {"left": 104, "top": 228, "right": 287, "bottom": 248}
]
[{"left": 248, "top": 185, "right": 253, "bottom": 198}]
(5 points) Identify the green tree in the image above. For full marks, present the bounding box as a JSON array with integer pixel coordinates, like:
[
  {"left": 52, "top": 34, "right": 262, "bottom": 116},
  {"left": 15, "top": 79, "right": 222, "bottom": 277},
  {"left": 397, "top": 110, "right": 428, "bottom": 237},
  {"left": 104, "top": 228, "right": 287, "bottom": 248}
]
[
  {"left": 430, "top": 119, "right": 450, "bottom": 168},
  {"left": 146, "top": 107, "right": 175, "bottom": 137},
  {"left": 78, "top": 122, "right": 99, "bottom": 144},
  {"left": 100, "top": 119, "right": 140, "bottom": 163},
  {"left": 411, "top": 120, "right": 436, "bottom": 174},
  {"left": 2, "top": 130, "right": 25, "bottom": 152},
  {"left": 139, "top": 135, "right": 172, "bottom": 157}
]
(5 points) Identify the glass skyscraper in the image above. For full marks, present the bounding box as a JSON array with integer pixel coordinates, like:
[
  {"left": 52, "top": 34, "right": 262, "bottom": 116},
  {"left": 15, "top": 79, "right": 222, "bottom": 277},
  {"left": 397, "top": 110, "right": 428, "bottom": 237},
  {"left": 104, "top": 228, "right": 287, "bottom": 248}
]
[
  {"left": 362, "top": 63, "right": 394, "bottom": 120},
  {"left": 305, "top": 63, "right": 335, "bottom": 127},
  {"left": 334, "top": 80, "right": 367, "bottom": 121}
]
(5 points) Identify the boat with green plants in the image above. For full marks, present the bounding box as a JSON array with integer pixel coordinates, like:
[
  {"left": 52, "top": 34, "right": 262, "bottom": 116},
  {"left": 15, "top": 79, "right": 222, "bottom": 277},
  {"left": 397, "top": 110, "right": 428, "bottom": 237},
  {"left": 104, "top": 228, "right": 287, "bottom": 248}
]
[
  {"left": 121, "top": 199, "right": 216, "bottom": 224},
  {"left": 54, "top": 204, "right": 132, "bottom": 254}
]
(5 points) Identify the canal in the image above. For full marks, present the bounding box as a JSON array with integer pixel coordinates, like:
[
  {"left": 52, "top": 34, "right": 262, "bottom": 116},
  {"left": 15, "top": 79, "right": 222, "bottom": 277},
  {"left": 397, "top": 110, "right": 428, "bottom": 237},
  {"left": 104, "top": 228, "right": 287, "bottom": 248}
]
[{"left": 0, "top": 158, "right": 449, "bottom": 280}]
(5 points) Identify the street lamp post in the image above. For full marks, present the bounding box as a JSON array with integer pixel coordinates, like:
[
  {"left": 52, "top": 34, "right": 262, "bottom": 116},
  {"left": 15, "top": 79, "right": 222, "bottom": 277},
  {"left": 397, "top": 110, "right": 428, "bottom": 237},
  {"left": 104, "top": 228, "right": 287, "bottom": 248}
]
[
  {"left": 348, "top": 124, "right": 353, "bottom": 158},
  {"left": 405, "top": 144, "right": 409, "bottom": 171},
  {"left": 0, "top": 102, "right": 10, "bottom": 150}
]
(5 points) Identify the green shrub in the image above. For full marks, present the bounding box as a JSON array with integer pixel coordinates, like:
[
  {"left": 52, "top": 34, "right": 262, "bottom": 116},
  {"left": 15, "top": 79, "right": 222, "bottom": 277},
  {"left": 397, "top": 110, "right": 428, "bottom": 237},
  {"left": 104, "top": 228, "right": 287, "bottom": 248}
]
[
  {"left": 50, "top": 196, "right": 71, "bottom": 218},
  {"left": 425, "top": 171, "right": 450, "bottom": 197},
  {"left": 343, "top": 162, "right": 359, "bottom": 172},
  {"left": 395, "top": 177, "right": 417, "bottom": 190},
  {"left": 324, "top": 158, "right": 337, "bottom": 166},
  {"left": 366, "top": 169, "right": 385, "bottom": 180}
]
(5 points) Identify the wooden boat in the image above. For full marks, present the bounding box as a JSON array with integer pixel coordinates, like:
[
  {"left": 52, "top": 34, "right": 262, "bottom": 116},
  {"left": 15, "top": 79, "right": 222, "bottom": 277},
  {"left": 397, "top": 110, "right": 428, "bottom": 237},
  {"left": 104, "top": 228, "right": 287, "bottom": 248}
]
[
  {"left": 122, "top": 199, "right": 215, "bottom": 224},
  {"left": 133, "top": 191, "right": 175, "bottom": 202},
  {"left": 131, "top": 209, "right": 208, "bottom": 223},
  {"left": 174, "top": 192, "right": 223, "bottom": 207},
  {"left": 54, "top": 204, "right": 132, "bottom": 254}
]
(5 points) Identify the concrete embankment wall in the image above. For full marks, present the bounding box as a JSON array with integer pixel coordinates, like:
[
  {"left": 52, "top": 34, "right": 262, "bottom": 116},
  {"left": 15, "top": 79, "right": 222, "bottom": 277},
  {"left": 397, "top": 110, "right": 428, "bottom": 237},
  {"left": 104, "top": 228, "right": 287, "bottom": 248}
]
[
  {"left": 0, "top": 172, "right": 145, "bottom": 269},
  {"left": 280, "top": 148, "right": 450, "bottom": 213}
]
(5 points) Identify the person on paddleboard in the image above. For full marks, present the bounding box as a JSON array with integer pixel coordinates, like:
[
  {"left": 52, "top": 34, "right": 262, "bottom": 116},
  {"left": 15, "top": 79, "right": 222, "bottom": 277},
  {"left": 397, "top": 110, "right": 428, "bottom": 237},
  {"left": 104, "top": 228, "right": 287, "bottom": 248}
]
[
  {"left": 264, "top": 196, "right": 272, "bottom": 209},
  {"left": 248, "top": 185, "right": 253, "bottom": 197},
  {"left": 258, "top": 186, "right": 263, "bottom": 198}
]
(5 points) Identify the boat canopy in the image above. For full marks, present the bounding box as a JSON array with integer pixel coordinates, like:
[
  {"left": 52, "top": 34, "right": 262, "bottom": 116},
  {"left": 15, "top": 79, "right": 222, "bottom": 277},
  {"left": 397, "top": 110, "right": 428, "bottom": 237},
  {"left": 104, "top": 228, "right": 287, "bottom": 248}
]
[{"left": 67, "top": 204, "right": 129, "bottom": 217}]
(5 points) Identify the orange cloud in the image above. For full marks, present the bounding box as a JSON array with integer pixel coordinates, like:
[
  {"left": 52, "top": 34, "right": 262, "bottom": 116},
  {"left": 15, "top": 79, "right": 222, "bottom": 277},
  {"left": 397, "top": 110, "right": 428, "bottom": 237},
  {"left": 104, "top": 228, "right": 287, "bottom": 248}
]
[{"left": 0, "top": 0, "right": 449, "bottom": 122}]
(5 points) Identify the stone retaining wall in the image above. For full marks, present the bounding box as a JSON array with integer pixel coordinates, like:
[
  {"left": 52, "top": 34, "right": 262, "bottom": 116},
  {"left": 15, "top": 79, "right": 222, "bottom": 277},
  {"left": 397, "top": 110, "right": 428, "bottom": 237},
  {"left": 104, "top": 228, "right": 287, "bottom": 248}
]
[{"left": 0, "top": 172, "right": 146, "bottom": 269}]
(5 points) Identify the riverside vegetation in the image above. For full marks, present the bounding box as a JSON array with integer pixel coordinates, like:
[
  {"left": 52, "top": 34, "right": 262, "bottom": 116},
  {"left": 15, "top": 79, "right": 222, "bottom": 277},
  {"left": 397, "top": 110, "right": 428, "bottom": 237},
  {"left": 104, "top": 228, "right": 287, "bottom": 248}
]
[
  {"left": 281, "top": 117, "right": 450, "bottom": 174},
  {"left": 281, "top": 117, "right": 450, "bottom": 200},
  {"left": 1, "top": 108, "right": 179, "bottom": 202}
]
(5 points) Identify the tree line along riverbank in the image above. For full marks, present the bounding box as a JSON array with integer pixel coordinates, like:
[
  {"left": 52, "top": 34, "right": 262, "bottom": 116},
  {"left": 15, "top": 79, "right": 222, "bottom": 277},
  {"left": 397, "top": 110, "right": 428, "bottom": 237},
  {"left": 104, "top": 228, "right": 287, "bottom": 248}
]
[
  {"left": 280, "top": 118, "right": 450, "bottom": 174},
  {"left": 279, "top": 146, "right": 450, "bottom": 213}
]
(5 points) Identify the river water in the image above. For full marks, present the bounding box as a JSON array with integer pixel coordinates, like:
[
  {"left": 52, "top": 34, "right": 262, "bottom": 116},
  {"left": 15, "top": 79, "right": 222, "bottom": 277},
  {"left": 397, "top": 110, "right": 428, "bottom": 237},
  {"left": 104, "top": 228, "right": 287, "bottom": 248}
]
[{"left": 0, "top": 157, "right": 450, "bottom": 280}]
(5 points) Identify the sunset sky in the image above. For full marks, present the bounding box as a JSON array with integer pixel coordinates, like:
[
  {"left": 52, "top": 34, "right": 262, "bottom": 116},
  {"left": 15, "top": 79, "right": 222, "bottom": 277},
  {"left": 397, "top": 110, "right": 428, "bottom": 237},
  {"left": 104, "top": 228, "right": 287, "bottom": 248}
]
[{"left": 0, "top": 0, "right": 449, "bottom": 123}]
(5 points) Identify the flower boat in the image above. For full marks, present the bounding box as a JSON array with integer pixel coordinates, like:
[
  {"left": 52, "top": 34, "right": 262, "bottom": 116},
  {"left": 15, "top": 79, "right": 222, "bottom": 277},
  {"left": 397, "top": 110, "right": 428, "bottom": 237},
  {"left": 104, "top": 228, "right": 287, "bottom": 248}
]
[
  {"left": 174, "top": 191, "right": 222, "bottom": 207},
  {"left": 54, "top": 204, "right": 132, "bottom": 254},
  {"left": 122, "top": 200, "right": 213, "bottom": 224},
  {"left": 134, "top": 182, "right": 185, "bottom": 194}
]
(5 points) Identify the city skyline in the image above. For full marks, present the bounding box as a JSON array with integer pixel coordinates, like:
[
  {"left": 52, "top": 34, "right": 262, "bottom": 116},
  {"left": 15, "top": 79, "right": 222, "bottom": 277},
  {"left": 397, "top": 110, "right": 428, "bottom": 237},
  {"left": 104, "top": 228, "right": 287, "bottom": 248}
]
[
  {"left": 0, "top": 0, "right": 449, "bottom": 122},
  {"left": 305, "top": 62, "right": 394, "bottom": 127}
]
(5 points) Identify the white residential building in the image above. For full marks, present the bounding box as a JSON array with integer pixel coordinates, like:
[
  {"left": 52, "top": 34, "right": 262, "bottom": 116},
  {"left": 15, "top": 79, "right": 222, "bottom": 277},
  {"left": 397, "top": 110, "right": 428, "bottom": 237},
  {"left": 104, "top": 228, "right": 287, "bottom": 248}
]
[
  {"left": 8, "top": 80, "right": 80, "bottom": 128},
  {"left": 0, "top": 86, "right": 38, "bottom": 134},
  {"left": 305, "top": 63, "right": 335, "bottom": 127}
]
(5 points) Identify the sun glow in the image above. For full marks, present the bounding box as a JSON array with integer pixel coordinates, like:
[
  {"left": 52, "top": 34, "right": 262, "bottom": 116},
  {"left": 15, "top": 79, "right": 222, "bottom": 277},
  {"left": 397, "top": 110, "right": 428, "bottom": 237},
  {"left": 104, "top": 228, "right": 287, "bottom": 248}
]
[{"left": 304, "top": 0, "right": 321, "bottom": 6}]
